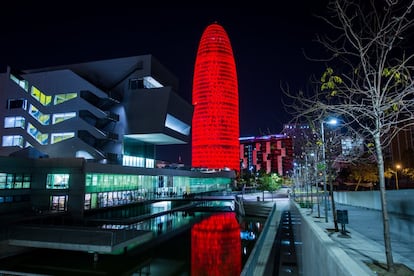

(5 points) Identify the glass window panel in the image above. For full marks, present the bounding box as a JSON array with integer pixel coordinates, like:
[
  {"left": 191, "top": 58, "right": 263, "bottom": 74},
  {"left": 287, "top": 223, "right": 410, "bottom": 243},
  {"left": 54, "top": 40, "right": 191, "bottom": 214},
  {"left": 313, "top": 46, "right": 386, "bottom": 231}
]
[
  {"left": 27, "top": 123, "right": 48, "bottom": 145},
  {"left": 3, "top": 117, "right": 24, "bottom": 128},
  {"left": 51, "top": 132, "right": 75, "bottom": 144},
  {"left": 52, "top": 112, "right": 76, "bottom": 124},
  {"left": 54, "top": 93, "right": 77, "bottom": 105},
  {"left": 2, "top": 135, "right": 23, "bottom": 147},
  {"left": 46, "top": 174, "right": 70, "bottom": 189}
]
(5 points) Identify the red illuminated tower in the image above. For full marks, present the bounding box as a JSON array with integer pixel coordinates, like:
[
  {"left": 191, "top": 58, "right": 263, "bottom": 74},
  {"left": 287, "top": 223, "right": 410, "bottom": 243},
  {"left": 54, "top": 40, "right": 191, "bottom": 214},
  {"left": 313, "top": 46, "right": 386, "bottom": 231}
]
[{"left": 192, "top": 22, "right": 240, "bottom": 171}]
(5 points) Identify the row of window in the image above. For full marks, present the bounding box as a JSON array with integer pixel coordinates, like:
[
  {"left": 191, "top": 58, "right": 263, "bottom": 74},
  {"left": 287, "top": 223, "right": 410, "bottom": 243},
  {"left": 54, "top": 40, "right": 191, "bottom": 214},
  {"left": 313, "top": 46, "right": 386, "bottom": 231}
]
[
  {"left": 6, "top": 74, "right": 78, "bottom": 146},
  {"left": 0, "top": 173, "right": 69, "bottom": 190},
  {"left": 10, "top": 73, "right": 77, "bottom": 106},
  {"left": 122, "top": 155, "right": 155, "bottom": 168},
  {"left": 0, "top": 173, "right": 31, "bottom": 189},
  {"left": 0, "top": 194, "right": 30, "bottom": 204},
  {"left": 2, "top": 131, "right": 74, "bottom": 147}
]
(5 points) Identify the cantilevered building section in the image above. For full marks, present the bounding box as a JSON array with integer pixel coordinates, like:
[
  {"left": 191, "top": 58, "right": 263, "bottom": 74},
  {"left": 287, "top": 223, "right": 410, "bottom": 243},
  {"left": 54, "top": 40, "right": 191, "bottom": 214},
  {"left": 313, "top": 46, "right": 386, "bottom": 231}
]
[
  {"left": 0, "top": 55, "right": 193, "bottom": 166},
  {"left": 192, "top": 22, "right": 240, "bottom": 171}
]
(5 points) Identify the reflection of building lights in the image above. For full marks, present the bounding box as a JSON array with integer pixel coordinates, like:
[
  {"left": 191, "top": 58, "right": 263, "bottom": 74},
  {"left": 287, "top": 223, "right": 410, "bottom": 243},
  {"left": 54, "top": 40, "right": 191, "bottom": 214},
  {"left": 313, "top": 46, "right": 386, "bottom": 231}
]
[
  {"left": 240, "top": 231, "right": 256, "bottom": 240},
  {"left": 191, "top": 212, "right": 241, "bottom": 275}
]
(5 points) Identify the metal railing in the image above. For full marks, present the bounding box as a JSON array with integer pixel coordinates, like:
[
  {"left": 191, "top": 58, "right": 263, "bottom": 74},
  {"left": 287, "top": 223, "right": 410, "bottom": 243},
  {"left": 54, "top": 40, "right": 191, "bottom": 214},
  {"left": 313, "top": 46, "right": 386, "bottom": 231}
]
[{"left": 241, "top": 203, "right": 278, "bottom": 276}]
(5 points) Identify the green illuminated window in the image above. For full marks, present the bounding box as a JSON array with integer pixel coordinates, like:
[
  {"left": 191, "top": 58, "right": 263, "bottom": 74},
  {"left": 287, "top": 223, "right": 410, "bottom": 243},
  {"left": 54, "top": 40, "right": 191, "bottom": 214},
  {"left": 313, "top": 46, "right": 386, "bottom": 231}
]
[
  {"left": 29, "top": 105, "right": 50, "bottom": 125},
  {"left": 0, "top": 173, "right": 6, "bottom": 189},
  {"left": 51, "top": 132, "right": 75, "bottom": 144},
  {"left": 54, "top": 93, "right": 77, "bottom": 105},
  {"left": 46, "top": 174, "right": 69, "bottom": 189},
  {"left": 0, "top": 173, "right": 31, "bottom": 189},
  {"left": 52, "top": 112, "right": 76, "bottom": 124},
  {"left": 27, "top": 123, "right": 48, "bottom": 145},
  {"left": 31, "top": 86, "right": 51, "bottom": 106}
]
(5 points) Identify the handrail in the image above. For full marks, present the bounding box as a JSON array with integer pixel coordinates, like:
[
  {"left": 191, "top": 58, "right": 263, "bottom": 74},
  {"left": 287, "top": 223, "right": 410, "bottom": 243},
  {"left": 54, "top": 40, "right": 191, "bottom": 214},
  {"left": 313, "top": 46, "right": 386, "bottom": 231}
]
[{"left": 241, "top": 203, "right": 279, "bottom": 276}]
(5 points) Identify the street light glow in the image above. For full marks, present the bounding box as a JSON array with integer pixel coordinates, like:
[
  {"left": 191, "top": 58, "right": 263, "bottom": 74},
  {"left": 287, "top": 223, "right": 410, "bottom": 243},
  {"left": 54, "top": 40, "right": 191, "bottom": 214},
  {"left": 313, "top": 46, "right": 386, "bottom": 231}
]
[{"left": 327, "top": 118, "right": 338, "bottom": 125}]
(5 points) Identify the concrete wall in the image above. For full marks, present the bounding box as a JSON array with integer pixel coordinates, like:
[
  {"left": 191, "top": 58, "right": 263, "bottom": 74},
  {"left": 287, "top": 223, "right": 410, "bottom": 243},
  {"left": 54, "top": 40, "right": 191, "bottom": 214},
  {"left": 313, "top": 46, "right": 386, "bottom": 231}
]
[
  {"left": 334, "top": 189, "right": 414, "bottom": 216},
  {"left": 334, "top": 189, "right": 414, "bottom": 244},
  {"left": 291, "top": 202, "right": 372, "bottom": 276}
]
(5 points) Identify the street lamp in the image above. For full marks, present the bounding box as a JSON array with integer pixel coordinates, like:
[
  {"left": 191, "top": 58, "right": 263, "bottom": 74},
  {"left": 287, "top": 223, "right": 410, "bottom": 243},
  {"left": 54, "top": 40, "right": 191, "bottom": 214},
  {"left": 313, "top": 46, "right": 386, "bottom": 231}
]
[
  {"left": 395, "top": 164, "right": 401, "bottom": 190},
  {"left": 321, "top": 118, "right": 338, "bottom": 223}
]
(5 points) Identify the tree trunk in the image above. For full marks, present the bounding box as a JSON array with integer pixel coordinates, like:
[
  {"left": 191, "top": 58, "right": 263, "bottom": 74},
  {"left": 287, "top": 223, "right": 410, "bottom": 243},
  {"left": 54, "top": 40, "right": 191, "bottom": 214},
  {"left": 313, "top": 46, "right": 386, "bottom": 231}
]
[{"left": 375, "top": 134, "right": 394, "bottom": 271}]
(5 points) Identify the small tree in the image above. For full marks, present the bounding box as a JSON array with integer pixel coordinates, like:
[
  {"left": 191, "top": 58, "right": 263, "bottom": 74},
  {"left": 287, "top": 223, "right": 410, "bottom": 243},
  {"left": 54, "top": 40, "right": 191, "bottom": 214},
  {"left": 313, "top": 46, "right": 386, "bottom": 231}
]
[
  {"left": 258, "top": 173, "right": 282, "bottom": 201},
  {"left": 284, "top": 0, "right": 414, "bottom": 271}
]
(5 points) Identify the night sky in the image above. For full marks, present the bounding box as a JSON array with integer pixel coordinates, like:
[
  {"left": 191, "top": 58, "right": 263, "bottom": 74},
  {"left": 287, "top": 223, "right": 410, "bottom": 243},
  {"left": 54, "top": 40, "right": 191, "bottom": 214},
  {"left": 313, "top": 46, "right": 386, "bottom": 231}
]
[{"left": 0, "top": 3, "right": 329, "bottom": 163}]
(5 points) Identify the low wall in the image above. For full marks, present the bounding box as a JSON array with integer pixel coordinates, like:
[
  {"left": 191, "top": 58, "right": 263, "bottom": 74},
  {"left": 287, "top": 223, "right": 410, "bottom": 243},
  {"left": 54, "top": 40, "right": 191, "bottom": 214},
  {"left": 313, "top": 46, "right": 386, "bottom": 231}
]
[
  {"left": 292, "top": 201, "right": 371, "bottom": 276},
  {"left": 241, "top": 203, "right": 280, "bottom": 276},
  {"left": 334, "top": 189, "right": 414, "bottom": 216}
]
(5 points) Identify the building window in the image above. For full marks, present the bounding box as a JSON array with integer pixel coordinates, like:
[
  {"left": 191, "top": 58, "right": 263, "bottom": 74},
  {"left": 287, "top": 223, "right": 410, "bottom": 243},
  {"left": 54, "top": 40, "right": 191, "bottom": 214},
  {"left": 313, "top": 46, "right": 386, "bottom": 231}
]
[
  {"left": 54, "top": 93, "right": 77, "bottom": 105},
  {"left": 10, "top": 74, "right": 29, "bottom": 92},
  {"left": 2, "top": 135, "right": 23, "bottom": 147},
  {"left": 7, "top": 99, "right": 27, "bottom": 110},
  {"left": 52, "top": 112, "right": 76, "bottom": 124},
  {"left": 0, "top": 173, "right": 31, "bottom": 189},
  {"left": 4, "top": 116, "right": 25, "bottom": 128},
  {"left": 50, "top": 195, "right": 68, "bottom": 211},
  {"left": 46, "top": 174, "right": 70, "bottom": 189},
  {"left": 31, "top": 86, "right": 51, "bottom": 106},
  {"left": 27, "top": 123, "right": 48, "bottom": 145},
  {"left": 165, "top": 114, "right": 190, "bottom": 136},
  {"left": 129, "top": 77, "right": 163, "bottom": 90},
  {"left": 51, "top": 132, "right": 75, "bottom": 144},
  {"left": 29, "top": 105, "right": 50, "bottom": 125},
  {"left": 129, "top": 79, "right": 144, "bottom": 90}
]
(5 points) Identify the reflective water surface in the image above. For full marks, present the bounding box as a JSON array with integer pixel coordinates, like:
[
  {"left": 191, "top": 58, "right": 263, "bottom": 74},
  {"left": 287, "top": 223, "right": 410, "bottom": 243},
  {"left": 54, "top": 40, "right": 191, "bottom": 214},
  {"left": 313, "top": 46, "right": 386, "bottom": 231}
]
[{"left": 0, "top": 202, "right": 266, "bottom": 275}]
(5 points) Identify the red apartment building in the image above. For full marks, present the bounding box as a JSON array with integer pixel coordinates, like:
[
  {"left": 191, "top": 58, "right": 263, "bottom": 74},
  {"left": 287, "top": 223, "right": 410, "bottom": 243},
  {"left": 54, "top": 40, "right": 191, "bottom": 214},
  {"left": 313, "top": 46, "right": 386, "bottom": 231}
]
[{"left": 239, "top": 134, "right": 293, "bottom": 176}]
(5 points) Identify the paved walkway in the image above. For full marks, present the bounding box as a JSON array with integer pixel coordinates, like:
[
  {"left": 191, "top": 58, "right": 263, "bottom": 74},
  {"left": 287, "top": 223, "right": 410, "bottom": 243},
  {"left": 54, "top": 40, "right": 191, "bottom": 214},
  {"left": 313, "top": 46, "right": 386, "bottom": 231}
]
[
  {"left": 306, "top": 200, "right": 414, "bottom": 273},
  {"left": 243, "top": 190, "right": 414, "bottom": 274}
]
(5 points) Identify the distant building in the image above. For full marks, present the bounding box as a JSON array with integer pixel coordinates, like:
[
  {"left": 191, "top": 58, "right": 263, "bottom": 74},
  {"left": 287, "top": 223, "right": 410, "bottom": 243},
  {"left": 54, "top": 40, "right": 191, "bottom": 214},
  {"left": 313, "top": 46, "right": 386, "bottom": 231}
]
[
  {"left": 239, "top": 134, "right": 293, "bottom": 176},
  {"left": 282, "top": 123, "right": 317, "bottom": 162},
  {"left": 192, "top": 22, "right": 240, "bottom": 171},
  {"left": 388, "top": 125, "right": 414, "bottom": 168}
]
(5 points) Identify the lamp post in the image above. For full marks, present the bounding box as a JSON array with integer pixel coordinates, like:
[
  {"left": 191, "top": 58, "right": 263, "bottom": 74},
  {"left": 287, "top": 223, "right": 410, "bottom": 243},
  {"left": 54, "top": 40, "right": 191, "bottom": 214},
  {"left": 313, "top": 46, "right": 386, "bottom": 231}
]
[
  {"left": 395, "top": 164, "right": 401, "bottom": 190},
  {"left": 320, "top": 118, "right": 338, "bottom": 223}
]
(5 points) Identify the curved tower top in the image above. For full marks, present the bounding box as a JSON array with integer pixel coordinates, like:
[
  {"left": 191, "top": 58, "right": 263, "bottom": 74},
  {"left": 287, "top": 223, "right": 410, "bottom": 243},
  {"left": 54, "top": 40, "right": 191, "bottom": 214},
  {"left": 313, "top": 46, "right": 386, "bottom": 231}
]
[{"left": 191, "top": 22, "right": 240, "bottom": 171}]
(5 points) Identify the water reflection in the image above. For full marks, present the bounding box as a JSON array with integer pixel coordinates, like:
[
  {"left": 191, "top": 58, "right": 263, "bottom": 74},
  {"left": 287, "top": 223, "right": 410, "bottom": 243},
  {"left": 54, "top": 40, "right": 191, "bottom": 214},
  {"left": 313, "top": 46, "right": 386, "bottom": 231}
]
[
  {"left": 191, "top": 212, "right": 241, "bottom": 276},
  {"left": 0, "top": 208, "right": 266, "bottom": 275}
]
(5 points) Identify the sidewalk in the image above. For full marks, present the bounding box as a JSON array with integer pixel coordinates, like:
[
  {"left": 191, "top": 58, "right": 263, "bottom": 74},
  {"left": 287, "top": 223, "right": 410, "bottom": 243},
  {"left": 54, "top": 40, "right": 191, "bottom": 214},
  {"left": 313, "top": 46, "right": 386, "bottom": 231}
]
[{"left": 307, "top": 201, "right": 414, "bottom": 274}]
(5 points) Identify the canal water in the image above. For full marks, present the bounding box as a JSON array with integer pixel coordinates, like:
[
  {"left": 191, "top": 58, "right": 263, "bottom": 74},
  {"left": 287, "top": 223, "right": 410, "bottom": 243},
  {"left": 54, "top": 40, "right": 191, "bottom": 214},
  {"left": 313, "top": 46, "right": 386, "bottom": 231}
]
[{"left": 0, "top": 201, "right": 266, "bottom": 275}]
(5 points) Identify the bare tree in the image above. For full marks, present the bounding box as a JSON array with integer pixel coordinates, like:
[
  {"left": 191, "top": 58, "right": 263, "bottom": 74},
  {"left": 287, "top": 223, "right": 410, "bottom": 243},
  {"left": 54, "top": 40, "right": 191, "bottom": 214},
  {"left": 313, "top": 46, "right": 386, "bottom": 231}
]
[{"left": 283, "top": 0, "right": 414, "bottom": 271}]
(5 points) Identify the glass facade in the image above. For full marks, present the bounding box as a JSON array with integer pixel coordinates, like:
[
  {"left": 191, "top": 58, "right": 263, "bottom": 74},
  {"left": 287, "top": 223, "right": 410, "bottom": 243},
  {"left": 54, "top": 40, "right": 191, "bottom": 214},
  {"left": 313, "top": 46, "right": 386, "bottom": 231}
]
[{"left": 84, "top": 173, "right": 231, "bottom": 210}]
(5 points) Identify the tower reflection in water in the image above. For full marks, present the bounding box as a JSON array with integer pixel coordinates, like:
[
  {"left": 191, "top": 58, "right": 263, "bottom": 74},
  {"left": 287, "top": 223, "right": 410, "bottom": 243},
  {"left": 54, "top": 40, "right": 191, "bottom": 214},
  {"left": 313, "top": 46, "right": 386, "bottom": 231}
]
[{"left": 191, "top": 212, "right": 241, "bottom": 275}]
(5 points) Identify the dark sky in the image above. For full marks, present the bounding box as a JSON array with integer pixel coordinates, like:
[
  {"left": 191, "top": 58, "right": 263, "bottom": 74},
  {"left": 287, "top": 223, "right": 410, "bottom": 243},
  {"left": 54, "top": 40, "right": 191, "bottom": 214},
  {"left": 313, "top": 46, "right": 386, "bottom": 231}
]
[{"left": 0, "top": 4, "right": 329, "bottom": 163}]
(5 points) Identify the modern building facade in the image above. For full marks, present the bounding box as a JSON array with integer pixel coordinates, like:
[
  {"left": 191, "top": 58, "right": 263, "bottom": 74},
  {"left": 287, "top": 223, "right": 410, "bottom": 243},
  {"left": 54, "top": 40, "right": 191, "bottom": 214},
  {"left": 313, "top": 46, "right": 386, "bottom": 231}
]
[
  {"left": 0, "top": 55, "right": 236, "bottom": 218},
  {"left": 0, "top": 55, "right": 192, "bottom": 166},
  {"left": 0, "top": 156, "right": 234, "bottom": 218},
  {"left": 191, "top": 22, "right": 240, "bottom": 172},
  {"left": 282, "top": 123, "right": 317, "bottom": 162},
  {"left": 239, "top": 134, "right": 293, "bottom": 176}
]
